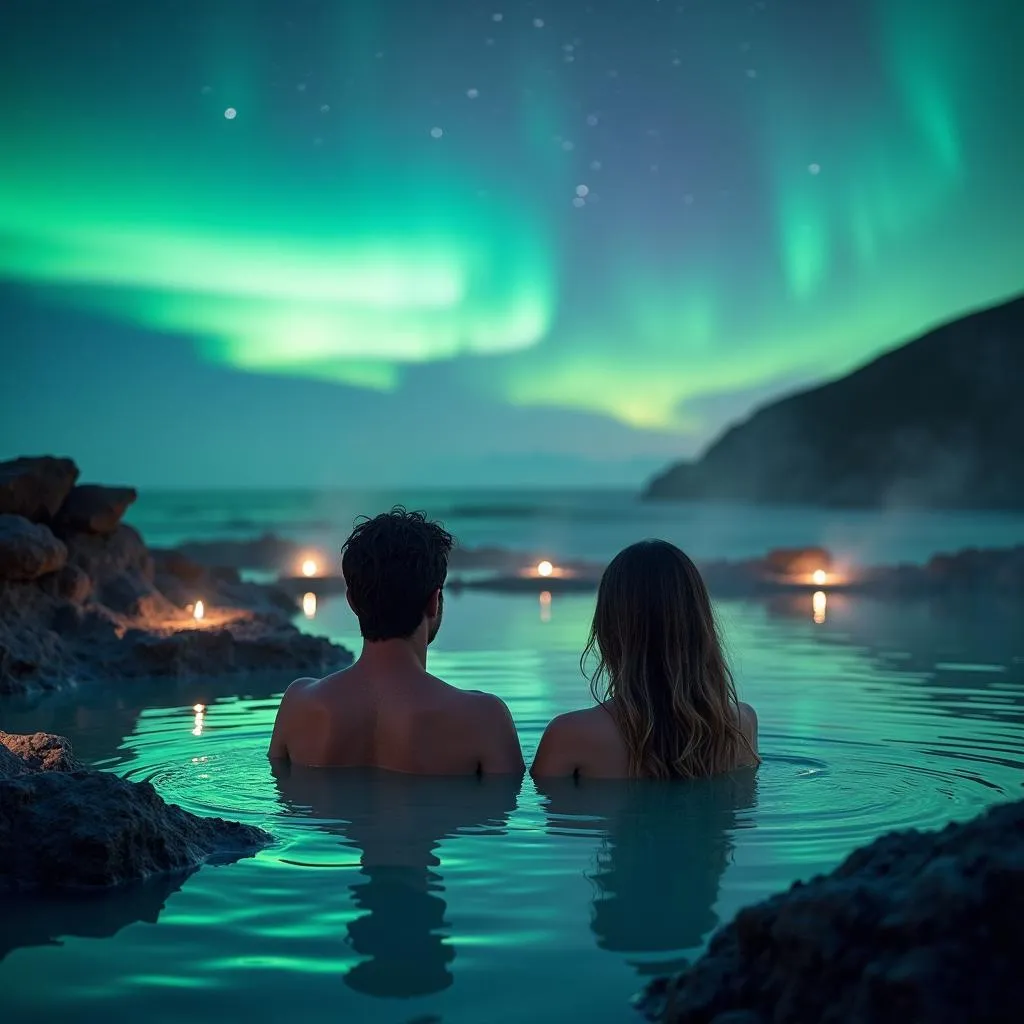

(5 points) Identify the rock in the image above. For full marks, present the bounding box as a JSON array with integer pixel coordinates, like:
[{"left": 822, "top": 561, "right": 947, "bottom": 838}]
[
  {"left": 66, "top": 523, "right": 153, "bottom": 584},
  {"left": 0, "top": 515, "right": 68, "bottom": 582},
  {"left": 637, "top": 798, "right": 1024, "bottom": 1024},
  {"left": 0, "top": 744, "right": 25, "bottom": 780},
  {"left": 0, "top": 732, "right": 272, "bottom": 891},
  {"left": 151, "top": 548, "right": 208, "bottom": 584},
  {"left": 55, "top": 484, "right": 137, "bottom": 535},
  {"left": 120, "top": 622, "right": 344, "bottom": 677},
  {"left": 0, "top": 732, "right": 82, "bottom": 772},
  {"left": 55, "top": 563, "right": 93, "bottom": 603},
  {"left": 762, "top": 547, "right": 833, "bottom": 578},
  {"left": 0, "top": 456, "right": 79, "bottom": 522},
  {"left": 98, "top": 571, "right": 176, "bottom": 619}
]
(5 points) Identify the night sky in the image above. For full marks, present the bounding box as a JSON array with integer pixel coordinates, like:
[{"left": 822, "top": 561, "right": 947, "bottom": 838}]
[{"left": 1, "top": 0, "right": 1022, "bottom": 487}]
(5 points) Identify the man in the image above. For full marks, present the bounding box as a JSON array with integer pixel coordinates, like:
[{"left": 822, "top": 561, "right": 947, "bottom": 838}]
[{"left": 269, "top": 507, "right": 524, "bottom": 775}]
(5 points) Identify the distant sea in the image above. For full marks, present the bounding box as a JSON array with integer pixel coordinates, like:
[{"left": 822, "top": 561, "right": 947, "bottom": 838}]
[{"left": 127, "top": 488, "right": 1024, "bottom": 567}]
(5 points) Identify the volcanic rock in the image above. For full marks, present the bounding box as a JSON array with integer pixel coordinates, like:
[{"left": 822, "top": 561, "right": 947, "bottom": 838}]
[
  {"left": 0, "top": 456, "right": 79, "bottom": 522},
  {"left": 65, "top": 522, "right": 153, "bottom": 585},
  {"left": 0, "top": 731, "right": 82, "bottom": 773},
  {"left": 55, "top": 484, "right": 138, "bottom": 535},
  {"left": 0, "top": 732, "right": 272, "bottom": 891},
  {"left": 0, "top": 515, "right": 68, "bottom": 582},
  {"left": 637, "top": 797, "right": 1024, "bottom": 1024}
]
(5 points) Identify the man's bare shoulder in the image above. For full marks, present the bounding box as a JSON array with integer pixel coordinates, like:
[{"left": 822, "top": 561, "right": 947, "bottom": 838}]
[
  {"left": 425, "top": 678, "right": 513, "bottom": 718},
  {"left": 279, "top": 675, "right": 321, "bottom": 704}
]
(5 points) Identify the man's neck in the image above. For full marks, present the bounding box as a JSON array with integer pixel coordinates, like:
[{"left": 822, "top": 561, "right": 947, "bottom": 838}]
[{"left": 357, "top": 636, "right": 428, "bottom": 671}]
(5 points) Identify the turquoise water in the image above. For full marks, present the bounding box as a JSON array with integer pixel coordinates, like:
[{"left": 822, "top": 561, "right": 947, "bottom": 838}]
[
  {"left": 127, "top": 487, "right": 1024, "bottom": 565},
  {"left": 2, "top": 585, "right": 1022, "bottom": 1023}
]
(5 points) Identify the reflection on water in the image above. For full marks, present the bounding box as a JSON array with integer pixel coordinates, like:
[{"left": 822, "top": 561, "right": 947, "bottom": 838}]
[
  {"left": 539, "top": 590, "right": 552, "bottom": 622},
  {"left": 812, "top": 590, "right": 827, "bottom": 624},
  {"left": 0, "top": 877, "right": 190, "bottom": 963},
  {"left": 0, "top": 591, "right": 1021, "bottom": 1023},
  {"left": 538, "top": 771, "right": 757, "bottom": 977},
  {"left": 302, "top": 592, "right": 317, "bottom": 619},
  {"left": 272, "top": 766, "right": 519, "bottom": 998}
]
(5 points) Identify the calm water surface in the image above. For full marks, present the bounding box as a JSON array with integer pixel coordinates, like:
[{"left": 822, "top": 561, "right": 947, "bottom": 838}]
[{"left": 2, "top": 587, "right": 1022, "bottom": 1023}]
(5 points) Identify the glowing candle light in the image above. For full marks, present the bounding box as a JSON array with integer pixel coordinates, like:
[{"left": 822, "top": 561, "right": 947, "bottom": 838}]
[
  {"left": 193, "top": 600, "right": 205, "bottom": 621},
  {"left": 812, "top": 590, "right": 827, "bottom": 624},
  {"left": 301, "top": 558, "right": 319, "bottom": 578},
  {"left": 302, "top": 591, "right": 317, "bottom": 618},
  {"left": 537, "top": 560, "right": 554, "bottom": 577},
  {"left": 812, "top": 569, "right": 828, "bottom": 586}
]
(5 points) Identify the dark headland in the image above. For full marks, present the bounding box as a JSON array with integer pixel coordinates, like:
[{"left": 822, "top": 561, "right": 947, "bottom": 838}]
[{"left": 644, "top": 294, "right": 1024, "bottom": 508}]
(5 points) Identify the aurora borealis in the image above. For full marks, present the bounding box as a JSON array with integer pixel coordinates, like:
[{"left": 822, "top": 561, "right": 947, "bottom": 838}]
[{"left": 1, "top": 0, "right": 1022, "bottom": 485}]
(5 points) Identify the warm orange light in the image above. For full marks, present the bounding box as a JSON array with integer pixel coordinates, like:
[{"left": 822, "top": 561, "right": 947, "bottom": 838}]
[
  {"left": 302, "top": 592, "right": 317, "bottom": 618},
  {"left": 812, "top": 569, "right": 828, "bottom": 586},
  {"left": 812, "top": 590, "right": 827, "bottom": 624},
  {"left": 537, "top": 560, "right": 554, "bottom": 577},
  {"left": 301, "top": 558, "right": 319, "bottom": 578},
  {"left": 192, "top": 703, "right": 205, "bottom": 713},
  {"left": 539, "top": 590, "right": 552, "bottom": 622},
  {"left": 193, "top": 600, "right": 205, "bottom": 621}
]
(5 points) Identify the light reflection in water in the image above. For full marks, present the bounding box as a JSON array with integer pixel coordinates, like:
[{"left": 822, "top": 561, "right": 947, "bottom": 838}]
[
  {"left": 539, "top": 590, "right": 552, "bottom": 622},
  {"left": 302, "top": 592, "right": 317, "bottom": 619},
  {"left": 192, "top": 706, "right": 205, "bottom": 737},
  {"left": 812, "top": 590, "right": 827, "bottom": 624}
]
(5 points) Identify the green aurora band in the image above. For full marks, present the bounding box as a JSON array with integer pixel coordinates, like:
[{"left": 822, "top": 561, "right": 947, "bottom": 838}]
[{"left": 1, "top": 0, "right": 1022, "bottom": 439}]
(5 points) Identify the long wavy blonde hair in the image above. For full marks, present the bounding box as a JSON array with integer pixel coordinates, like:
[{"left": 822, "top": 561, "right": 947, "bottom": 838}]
[{"left": 583, "top": 539, "right": 758, "bottom": 779}]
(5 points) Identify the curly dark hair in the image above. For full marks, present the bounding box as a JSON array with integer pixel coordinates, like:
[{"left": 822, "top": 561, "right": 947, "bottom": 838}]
[{"left": 341, "top": 507, "right": 454, "bottom": 641}]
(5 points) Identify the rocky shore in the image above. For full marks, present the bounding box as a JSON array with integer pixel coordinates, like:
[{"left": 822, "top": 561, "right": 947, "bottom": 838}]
[
  {"left": 0, "top": 456, "right": 351, "bottom": 696},
  {"left": 636, "top": 796, "right": 1024, "bottom": 1023},
  {"left": 1, "top": 731, "right": 271, "bottom": 891},
  {"left": 172, "top": 530, "right": 1024, "bottom": 601}
]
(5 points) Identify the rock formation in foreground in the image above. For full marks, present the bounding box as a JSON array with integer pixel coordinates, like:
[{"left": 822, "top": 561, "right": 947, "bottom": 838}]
[
  {"left": 636, "top": 797, "right": 1024, "bottom": 1024},
  {"left": 0, "top": 731, "right": 272, "bottom": 891},
  {"left": 645, "top": 294, "right": 1024, "bottom": 508},
  {"left": 0, "top": 456, "right": 351, "bottom": 696}
]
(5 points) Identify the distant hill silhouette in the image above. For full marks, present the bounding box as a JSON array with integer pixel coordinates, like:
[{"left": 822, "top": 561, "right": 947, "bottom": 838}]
[{"left": 644, "top": 295, "right": 1024, "bottom": 508}]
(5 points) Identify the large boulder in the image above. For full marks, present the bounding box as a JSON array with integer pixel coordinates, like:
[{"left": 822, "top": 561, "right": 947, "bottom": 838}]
[
  {"left": 55, "top": 484, "right": 138, "bottom": 535},
  {"left": 637, "top": 798, "right": 1024, "bottom": 1024},
  {"left": 0, "top": 732, "right": 272, "bottom": 891},
  {"left": 65, "top": 523, "right": 153, "bottom": 584},
  {"left": 0, "top": 456, "right": 79, "bottom": 522},
  {"left": 0, "top": 515, "right": 68, "bottom": 582}
]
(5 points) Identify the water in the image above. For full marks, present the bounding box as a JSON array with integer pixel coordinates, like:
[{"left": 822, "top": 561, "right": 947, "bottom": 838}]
[
  {"left": 127, "top": 487, "right": 1024, "bottom": 565},
  {"left": 2, "top": 493, "right": 1023, "bottom": 1022}
]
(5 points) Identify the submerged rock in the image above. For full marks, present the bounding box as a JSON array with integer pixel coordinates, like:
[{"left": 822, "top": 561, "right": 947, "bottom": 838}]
[
  {"left": 0, "top": 515, "right": 68, "bottom": 582},
  {"left": 0, "top": 456, "right": 79, "bottom": 522},
  {"left": 0, "top": 732, "right": 272, "bottom": 891},
  {"left": 637, "top": 798, "right": 1024, "bottom": 1024},
  {"left": 55, "top": 484, "right": 138, "bottom": 536}
]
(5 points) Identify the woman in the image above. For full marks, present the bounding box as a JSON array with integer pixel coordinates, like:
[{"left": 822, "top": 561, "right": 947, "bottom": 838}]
[{"left": 531, "top": 539, "right": 759, "bottom": 779}]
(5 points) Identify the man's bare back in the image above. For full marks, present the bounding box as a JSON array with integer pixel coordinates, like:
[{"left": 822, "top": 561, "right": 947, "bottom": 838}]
[
  {"left": 269, "top": 658, "right": 524, "bottom": 774},
  {"left": 268, "top": 508, "right": 523, "bottom": 776}
]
